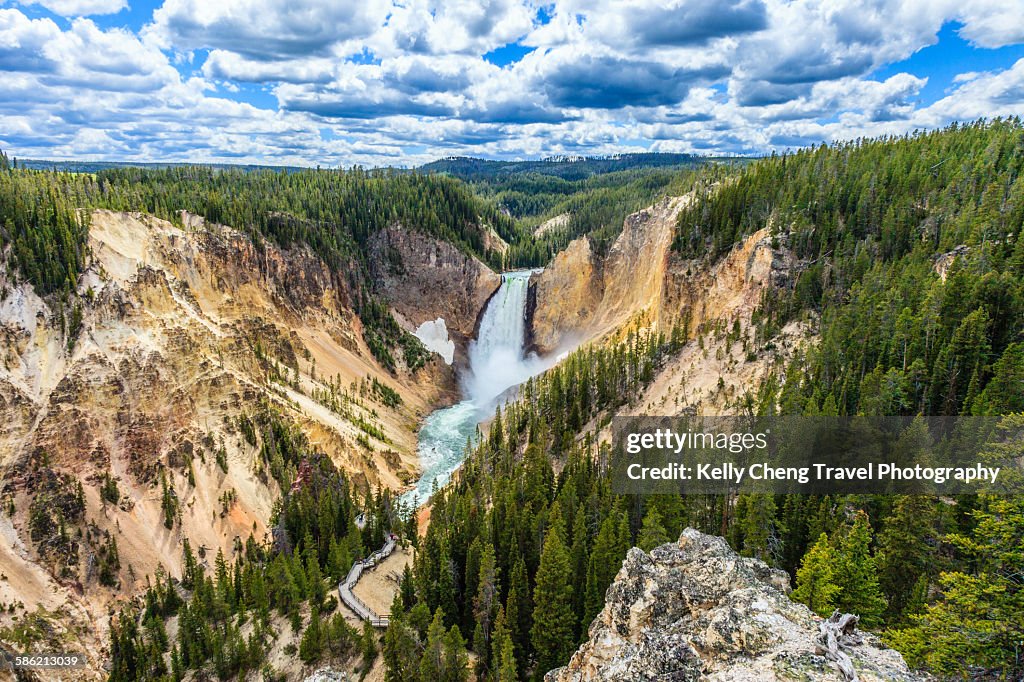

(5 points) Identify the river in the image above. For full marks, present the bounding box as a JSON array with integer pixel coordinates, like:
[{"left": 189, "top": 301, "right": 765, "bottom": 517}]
[{"left": 400, "top": 270, "right": 543, "bottom": 508}]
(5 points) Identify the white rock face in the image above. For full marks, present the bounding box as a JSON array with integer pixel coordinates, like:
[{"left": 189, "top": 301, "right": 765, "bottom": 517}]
[
  {"left": 414, "top": 317, "right": 455, "bottom": 365},
  {"left": 303, "top": 669, "right": 349, "bottom": 682}
]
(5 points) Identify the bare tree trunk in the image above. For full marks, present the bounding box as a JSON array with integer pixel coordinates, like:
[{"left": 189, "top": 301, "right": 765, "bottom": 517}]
[{"left": 815, "top": 610, "right": 862, "bottom": 681}]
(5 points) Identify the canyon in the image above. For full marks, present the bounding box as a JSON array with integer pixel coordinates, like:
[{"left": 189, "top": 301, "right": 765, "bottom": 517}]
[{"left": 1, "top": 195, "right": 869, "bottom": 681}]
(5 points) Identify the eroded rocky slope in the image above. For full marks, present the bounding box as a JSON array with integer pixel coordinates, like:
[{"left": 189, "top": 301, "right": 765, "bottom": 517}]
[
  {"left": 548, "top": 529, "right": 926, "bottom": 682},
  {"left": 0, "top": 210, "right": 491, "bottom": 676},
  {"left": 530, "top": 196, "right": 688, "bottom": 354},
  {"left": 533, "top": 194, "right": 808, "bottom": 417}
]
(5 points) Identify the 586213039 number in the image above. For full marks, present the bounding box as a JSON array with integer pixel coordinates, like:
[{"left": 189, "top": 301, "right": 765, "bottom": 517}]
[{"left": 4, "top": 653, "right": 85, "bottom": 669}]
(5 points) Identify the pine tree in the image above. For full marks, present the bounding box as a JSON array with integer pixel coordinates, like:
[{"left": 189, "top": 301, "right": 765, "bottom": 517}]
[
  {"left": 834, "top": 512, "right": 887, "bottom": 627},
  {"left": 361, "top": 619, "right": 378, "bottom": 671},
  {"left": 581, "top": 508, "right": 631, "bottom": 626},
  {"left": 876, "top": 496, "right": 938, "bottom": 622},
  {"left": 496, "top": 631, "right": 518, "bottom": 682},
  {"left": 792, "top": 533, "right": 841, "bottom": 616},
  {"left": 298, "top": 606, "right": 322, "bottom": 663},
  {"left": 442, "top": 625, "right": 470, "bottom": 682},
  {"left": 491, "top": 606, "right": 517, "bottom": 682},
  {"left": 887, "top": 463, "right": 1024, "bottom": 679},
  {"left": 305, "top": 535, "right": 326, "bottom": 607},
  {"left": 400, "top": 563, "right": 417, "bottom": 609},
  {"left": 472, "top": 542, "right": 500, "bottom": 664},
  {"left": 972, "top": 342, "right": 1024, "bottom": 414},
  {"left": 637, "top": 506, "right": 670, "bottom": 551},
  {"left": 568, "top": 508, "right": 589, "bottom": 640},
  {"left": 437, "top": 545, "right": 458, "bottom": 629},
  {"left": 531, "top": 527, "right": 575, "bottom": 678},
  {"left": 420, "top": 609, "right": 447, "bottom": 681},
  {"left": 505, "top": 552, "right": 531, "bottom": 676},
  {"left": 582, "top": 555, "right": 602, "bottom": 632},
  {"left": 382, "top": 600, "right": 419, "bottom": 682},
  {"left": 739, "top": 493, "right": 777, "bottom": 563}
]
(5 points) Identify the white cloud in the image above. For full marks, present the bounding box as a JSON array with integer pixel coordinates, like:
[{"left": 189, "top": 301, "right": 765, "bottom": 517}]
[
  {"left": 143, "top": 0, "right": 388, "bottom": 57},
  {"left": 918, "top": 58, "right": 1024, "bottom": 123},
  {"left": 956, "top": 0, "right": 1024, "bottom": 48},
  {"left": 202, "top": 50, "right": 337, "bottom": 84},
  {"left": 20, "top": 0, "right": 127, "bottom": 17},
  {"left": 369, "top": 0, "right": 536, "bottom": 57}
]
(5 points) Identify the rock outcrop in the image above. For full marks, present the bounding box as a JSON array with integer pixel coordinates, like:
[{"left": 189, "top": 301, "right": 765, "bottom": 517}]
[
  {"left": 529, "top": 235, "right": 601, "bottom": 353},
  {"left": 303, "top": 669, "right": 350, "bottom": 681},
  {"left": 547, "top": 529, "right": 926, "bottom": 682}
]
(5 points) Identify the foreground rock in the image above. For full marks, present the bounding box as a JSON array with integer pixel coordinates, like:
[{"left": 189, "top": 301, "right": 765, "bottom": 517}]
[{"left": 547, "top": 529, "right": 926, "bottom": 682}]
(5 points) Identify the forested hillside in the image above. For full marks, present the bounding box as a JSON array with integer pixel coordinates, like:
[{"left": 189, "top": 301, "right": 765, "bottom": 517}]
[
  {"left": 419, "top": 153, "right": 706, "bottom": 182},
  {"left": 1, "top": 150, "right": 708, "bottom": 297},
  {"left": 421, "top": 151, "right": 727, "bottom": 266},
  {"left": 475, "top": 166, "right": 709, "bottom": 265},
  {"left": 676, "top": 119, "right": 1024, "bottom": 417},
  {"left": 397, "top": 120, "right": 1024, "bottom": 681}
]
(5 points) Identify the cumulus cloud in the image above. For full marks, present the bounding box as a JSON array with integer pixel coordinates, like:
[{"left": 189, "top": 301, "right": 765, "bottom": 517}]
[
  {"left": 0, "top": 0, "right": 1023, "bottom": 164},
  {"left": 144, "top": 0, "right": 387, "bottom": 58},
  {"left": 956, "top": 0, "right": 1024, "bottom": 48},
  {"left": 536, "top": 49, "right": 726, "bottom": 109},
  {"left": 371, "top": 0, "right": 536, "bottom": 56},
  {"left": 593, "top": 0, "right": 768, "bottom": 48},
  {"left": 918, "top": 58, "right": 1024, "bottom": 122}
]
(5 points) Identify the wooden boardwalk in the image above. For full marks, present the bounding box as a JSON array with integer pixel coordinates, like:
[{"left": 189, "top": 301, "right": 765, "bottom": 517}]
[{"left": 337, "top": 534, "right": 396, "bottom": 628}]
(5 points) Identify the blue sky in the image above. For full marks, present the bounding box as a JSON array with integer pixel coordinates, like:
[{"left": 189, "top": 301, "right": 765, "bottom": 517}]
[{"left": 2, "top": 0, "right": 1023, "bottom": 166}]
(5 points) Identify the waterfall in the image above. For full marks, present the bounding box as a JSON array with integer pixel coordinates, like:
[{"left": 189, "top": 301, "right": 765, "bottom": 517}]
[
  {"left": 465, "top": 270, "right": 535, "bottom": 406},
  {"left": 402, "top": 269, "right": 545, "bottom": 508}
]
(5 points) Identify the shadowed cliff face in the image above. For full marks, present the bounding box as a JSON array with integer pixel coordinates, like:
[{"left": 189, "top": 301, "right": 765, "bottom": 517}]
[
  {"left": 368, "top": 224, "right": 501, "bottom": 363},
  {"left": 547, "top": 529, "right": 927, "bottom": 682}
]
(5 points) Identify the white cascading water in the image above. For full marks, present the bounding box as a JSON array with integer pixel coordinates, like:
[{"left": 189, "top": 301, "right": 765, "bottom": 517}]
[
  {"left": 401, "top": 270, "right": 544, "bottom": 508},
  {"left": 466, "top": 271, "right": 533, "bottom": 406}
]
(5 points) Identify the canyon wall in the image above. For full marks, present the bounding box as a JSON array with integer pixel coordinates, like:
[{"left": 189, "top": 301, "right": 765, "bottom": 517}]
[
  {"left": 532, "top": 196, "right": 794, "bottom": 349},
  {"left": 368, "top": 224, "right": 501, "bottom": 353},
  {"left": 530, "top": 196, "right": 687, "bottom": 354}
]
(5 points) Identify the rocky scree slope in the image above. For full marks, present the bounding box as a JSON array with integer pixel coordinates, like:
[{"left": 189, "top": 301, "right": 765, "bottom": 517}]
[{"left": 548, "top": 529, "right": 926, "bottom": 682}]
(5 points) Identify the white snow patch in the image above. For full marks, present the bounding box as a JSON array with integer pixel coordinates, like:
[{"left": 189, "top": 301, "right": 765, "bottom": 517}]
[{"left": 414, "top": 318, "right": 455, "bottom": 365}]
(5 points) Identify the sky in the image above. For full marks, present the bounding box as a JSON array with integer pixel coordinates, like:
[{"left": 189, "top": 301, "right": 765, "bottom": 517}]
[{"left": 1, "top": 0, "right": 1023, "bottom": 167}]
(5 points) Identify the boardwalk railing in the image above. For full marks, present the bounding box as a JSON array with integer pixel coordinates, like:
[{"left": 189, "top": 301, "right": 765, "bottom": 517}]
[{"left": 337, "top": 535, "right": 396, "bottom": 628}]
